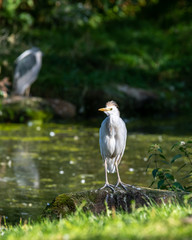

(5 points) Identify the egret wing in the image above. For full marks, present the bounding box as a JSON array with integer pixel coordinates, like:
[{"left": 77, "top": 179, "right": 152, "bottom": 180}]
[
  {"left": 99, "top": 117, "right": 115, "bottom": 159},
  {"left": 114, "top": 118, "right": 127, "bottom": 165}
]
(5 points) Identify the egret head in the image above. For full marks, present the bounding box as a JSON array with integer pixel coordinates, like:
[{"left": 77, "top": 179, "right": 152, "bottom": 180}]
[{"left": 98, "top": 100, "right": 120, "bottom": 116}]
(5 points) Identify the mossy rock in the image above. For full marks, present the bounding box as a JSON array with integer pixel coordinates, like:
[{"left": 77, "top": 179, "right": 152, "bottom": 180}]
[
  {"left": 42, "top": 186, "right": 190, "bottom": 220},
  {"left": 0, "top": 96, "right": 76, "bottom": 122},
  {"left": 1, "top": 96, "right": 53, "bottom": 122},
  {"left": 44, "top": 194, "right": 76, "bottom": 219}
]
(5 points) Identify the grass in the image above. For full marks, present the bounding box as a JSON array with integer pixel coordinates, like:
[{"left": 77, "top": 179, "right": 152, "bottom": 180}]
[{"left": 2, "top": 200, "right": 192, "bottom": 240}]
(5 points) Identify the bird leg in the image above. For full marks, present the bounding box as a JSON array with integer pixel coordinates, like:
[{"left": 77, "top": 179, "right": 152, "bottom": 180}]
[
  {"left": 25, "top": 86, "right": 31, "bottom": 97},
  {"left": 100, "top": 160, "right": 115, "bottom": 191},
  {"left": 115, "top": 161, "right": 128, "bottom": 191}
]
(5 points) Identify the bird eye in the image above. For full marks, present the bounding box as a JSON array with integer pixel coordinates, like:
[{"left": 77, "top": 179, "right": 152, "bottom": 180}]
[{"left": 110, "top": 108, "right": 113, "bottom": 110}]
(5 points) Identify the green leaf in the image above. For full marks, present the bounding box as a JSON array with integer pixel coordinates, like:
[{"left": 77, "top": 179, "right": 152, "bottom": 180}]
[
  {"left": 156, "top": 170, "right": 163, "bottom": 175},
  {"left": 165, "top": 173, "right": 174, "bottom": 181},
  {"left": 158, "top": 148, "right": 162, "bottom": 153},
  {"left": 159, "top": 154, "right": 166, "bottom": 160},
  {"left": 147, "top": 153, "right": 154, "bottom": 161},
  {"left": 176, "top": 163, "right": 186, "bottom": 173},
  {"left": 149, "top": 180, "right": 155, "bottom": 188},
  {"left": 152, "top": 168, "right": 159, "bottom": 178},
  {"left": 179, "top": 147, "right": 185, "bottom": 153},
  {"left": 171, "top": 142, "right": 180, "bottom": 150},
  {"left": 172, "top": 182, "right": 185, "bottom": 191},
  {"left": 184, "top": 186, "right": 192, "bottom": 191},
  {"left": 182, "top": 174, "right": 192, "bottom": 179},
  {"left": 171, "top": 154, "right": 182, "bottom": 163},
  {"left": 160, "top": 160, "right": 169, "bottom": 165},
  {"left": 157, "top": 179, "right": 164, "bottom": 189},
  {"left": 146, "top": 162, "right": 151, "bottom": 172}
]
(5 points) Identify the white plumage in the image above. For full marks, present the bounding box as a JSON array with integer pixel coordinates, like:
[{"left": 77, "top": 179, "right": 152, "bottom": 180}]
[{"left": 98, "top": 100, "right": 127, "bottom": 190}]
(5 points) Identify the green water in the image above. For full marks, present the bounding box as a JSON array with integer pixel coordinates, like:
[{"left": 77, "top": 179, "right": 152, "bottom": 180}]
[{"left": 0, "top": 121, "right": 191, "bottom": 223}]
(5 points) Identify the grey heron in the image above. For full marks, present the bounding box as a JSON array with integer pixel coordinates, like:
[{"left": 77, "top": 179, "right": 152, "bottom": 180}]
[
  {"left": 13, "top": 47, "right": 43, "bottom": 96},
  {"left": 98, "top": 100, "right": 127, "bottom": 191}
]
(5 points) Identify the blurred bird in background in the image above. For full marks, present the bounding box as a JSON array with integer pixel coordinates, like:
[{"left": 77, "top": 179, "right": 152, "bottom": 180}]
[
  {"left": 13, "top": 47, "right": 43, "bottom": 96},
  {"left": 98, "top": 100, "right": 127, "bottom": 191}
]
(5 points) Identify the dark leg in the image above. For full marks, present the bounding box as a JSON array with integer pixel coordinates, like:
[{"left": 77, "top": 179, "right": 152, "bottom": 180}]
[
  {"left": 100, "top": 160, "right": 115, "bottom": 191},
  {"left": 115, "top": 161, "right": 128, "bottom": 190},
  {"left": 25, "top": 86, "right": 31, "bottom": 97}
]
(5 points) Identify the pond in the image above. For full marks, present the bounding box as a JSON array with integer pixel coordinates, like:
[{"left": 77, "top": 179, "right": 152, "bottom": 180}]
[{"left": 0, "top": 120, "right": 191, "bottom": 224}]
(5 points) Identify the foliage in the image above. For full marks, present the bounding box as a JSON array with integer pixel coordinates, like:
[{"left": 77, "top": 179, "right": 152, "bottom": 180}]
[
  {"left": 147, "top": 141, "right": 192, "bottom": 191},
  {"left": 0, "top": 0, "right": 161, "bottom": 29},
  {"left": 1, "top": 1, "right": 192, "bottom": 118},
  {"left": 1, "top": 200, "right": 192, "bottom": 239}
]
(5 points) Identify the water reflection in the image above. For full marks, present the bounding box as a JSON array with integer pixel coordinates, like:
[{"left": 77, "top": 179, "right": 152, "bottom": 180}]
[
  {"left": 13, "top": 146, "right": 40, "bottom": 189},
  {"left": 0, "top": 123, "right": 191, "bottom": 223}
]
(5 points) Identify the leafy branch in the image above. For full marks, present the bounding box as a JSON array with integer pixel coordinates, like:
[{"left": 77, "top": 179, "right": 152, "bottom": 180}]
[{"left": 146, "top": 142, "right": 192, "bottom": 192}]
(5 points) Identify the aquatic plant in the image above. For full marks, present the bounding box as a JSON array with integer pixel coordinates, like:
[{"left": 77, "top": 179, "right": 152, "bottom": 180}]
[{"left": 147, "top": 141, "right": 192, "bottom": 191}]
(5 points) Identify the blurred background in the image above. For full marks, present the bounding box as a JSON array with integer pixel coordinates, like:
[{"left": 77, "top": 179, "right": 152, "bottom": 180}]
[
  {"left": 1, "top": 0, "right": 192, "bottom": 121},
  {"left": 1, "top": 0, "right": 192, "bottom": 223}
]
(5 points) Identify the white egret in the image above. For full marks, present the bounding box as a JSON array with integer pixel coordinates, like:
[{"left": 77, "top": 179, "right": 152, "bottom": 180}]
[
  {"left": 13, "top": 47, "right": 43, "bottom": 96},
  {"left": 98, "top": 100, "right": 127, "bottom": 190}
]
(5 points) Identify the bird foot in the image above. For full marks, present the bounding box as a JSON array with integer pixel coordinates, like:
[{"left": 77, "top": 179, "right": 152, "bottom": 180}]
[
  {"left": 115, "top": 181, "right": 129, "bottom": 191},
  {"left": 99, "top": 183, "right": 115, "bottom": 191}
]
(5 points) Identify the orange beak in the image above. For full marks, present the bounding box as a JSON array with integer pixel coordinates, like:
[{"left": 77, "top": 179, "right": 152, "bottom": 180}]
[{"left": 98, "top": 107, "right": 110, "bottom": 112}]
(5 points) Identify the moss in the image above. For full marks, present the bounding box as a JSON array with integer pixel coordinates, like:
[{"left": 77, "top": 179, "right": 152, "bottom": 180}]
[
  {"left": 1, "top": 97, "right": 53, "bottom": 123},
  {"left": 44, "top": 194, "right": 76, "bottom": 219},
  {"left": 87, "top": 190, "right": 99, "bottom": 203},
  {"left": 43, "top": 187, "right": 190, "bottom": 220}
]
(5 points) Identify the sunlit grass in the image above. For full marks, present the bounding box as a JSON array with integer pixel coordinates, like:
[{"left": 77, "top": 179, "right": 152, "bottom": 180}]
[{"left": 1, "top": 200, "right": 192, "bottom": 240}]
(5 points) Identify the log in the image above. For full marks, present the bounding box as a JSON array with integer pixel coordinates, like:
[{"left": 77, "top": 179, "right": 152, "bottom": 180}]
[{"left": 42, "top": 185, "right": 189, "bottom": 220}]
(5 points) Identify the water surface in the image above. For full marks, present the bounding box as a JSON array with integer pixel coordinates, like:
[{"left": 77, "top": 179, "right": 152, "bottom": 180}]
[{"left": 0, "top": 121, "right": 191, "bottom": 223}]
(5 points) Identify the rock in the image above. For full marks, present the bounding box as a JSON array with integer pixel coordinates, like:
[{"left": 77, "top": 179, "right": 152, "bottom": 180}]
[
  {"left": 82, "top": 84, "right": 158, "bottom": 118},
  {"left": 47, "top": 98, "right": 76, "bottom": 118},
  {"left": 2, "top": 96, "right": 43, "bottom": 105},
  {"left": 116, "top": 84, "right": 157, "bottom": 102},
  {"left": 1, "top": 96, "right": 52, "bottom": 122},
  {"left": 1, "top": 96, "right": 76, "bottom": 122},
  {"left": 42, "top": 186, "right": 189, "bottom": 220}
]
